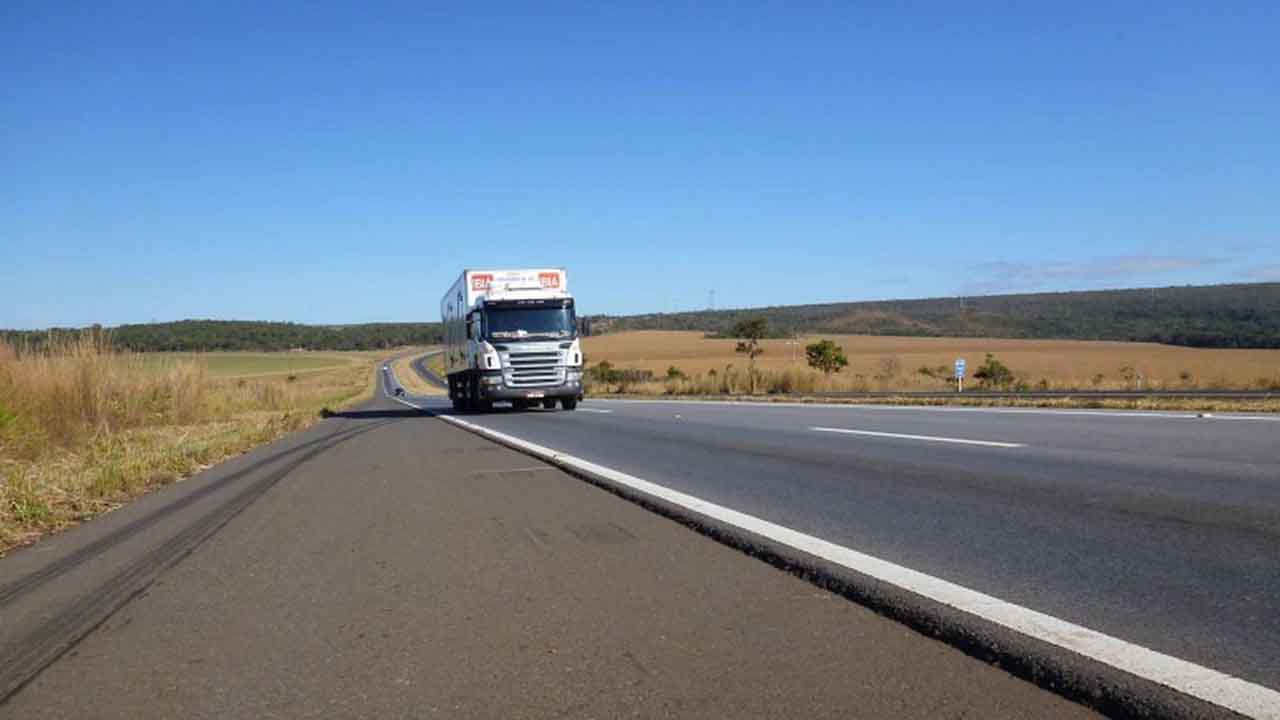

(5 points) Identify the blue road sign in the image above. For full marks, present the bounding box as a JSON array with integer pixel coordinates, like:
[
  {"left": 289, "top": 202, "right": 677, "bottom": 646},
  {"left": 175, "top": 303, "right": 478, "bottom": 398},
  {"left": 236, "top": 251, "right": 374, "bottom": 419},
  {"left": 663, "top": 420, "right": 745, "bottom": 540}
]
[{"left": 955, "top": 358, "right": 966, "bottom": 378}]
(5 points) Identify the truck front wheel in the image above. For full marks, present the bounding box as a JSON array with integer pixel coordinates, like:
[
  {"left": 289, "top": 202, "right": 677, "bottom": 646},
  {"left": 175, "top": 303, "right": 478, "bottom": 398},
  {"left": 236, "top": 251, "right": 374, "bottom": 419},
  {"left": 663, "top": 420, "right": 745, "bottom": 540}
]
[
  {"left": 449, "top": 375, "right": 466, "bottom": 411},
  {"left": 466, "top": 375, "right": 486, "bottom": 412},
  {"left": 472, "top": 377, "right": 493, "bottom": 412},
  {"left": 560, "top": 397, "right": 578, "bottom": 411}
]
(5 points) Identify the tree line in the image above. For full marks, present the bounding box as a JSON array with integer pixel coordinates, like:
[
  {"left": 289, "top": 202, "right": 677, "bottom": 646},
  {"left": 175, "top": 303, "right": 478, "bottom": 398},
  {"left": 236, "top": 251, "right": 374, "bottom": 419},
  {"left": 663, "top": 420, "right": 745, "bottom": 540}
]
[
  {"left": 1, "top": 320, "right": 444, "bottom": 352},
  {"left": 586, "top": 282, "right": 1280, "bottom": 349}
]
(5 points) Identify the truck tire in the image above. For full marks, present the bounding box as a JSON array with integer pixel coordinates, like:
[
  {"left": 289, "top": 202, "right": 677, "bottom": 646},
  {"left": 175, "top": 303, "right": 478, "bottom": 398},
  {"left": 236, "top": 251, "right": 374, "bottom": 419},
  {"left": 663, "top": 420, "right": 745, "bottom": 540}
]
[
  {"left": 449, "top": 375, "right": 467, "bottom": 411},
  {"left": 468, "top": 376, "right": 492, "bottom": 412},
  {"left": 560, "top": 397, "right": 578, "bottom": 411},
  {"left": 541, "top": 398, "right": 557, "bottom": 410},
  {"left": 466, "top": 375, "right": 479, "bottom": 411},
  {"left": 512, "top": 399, "right": 530, "bottom": 411}
]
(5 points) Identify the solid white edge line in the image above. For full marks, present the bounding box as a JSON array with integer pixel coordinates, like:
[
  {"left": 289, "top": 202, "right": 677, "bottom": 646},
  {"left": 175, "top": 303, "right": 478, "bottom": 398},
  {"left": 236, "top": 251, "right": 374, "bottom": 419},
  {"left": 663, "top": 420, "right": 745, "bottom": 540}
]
[
  {"left": 388, "top": 395, "right": 424, "bottom": 411},
  {"left": 811, "top": 426, "right": 1026, "bottom": 448},
  {"left": 435, "top": 410, "right": 1279, "bottom": 720}
]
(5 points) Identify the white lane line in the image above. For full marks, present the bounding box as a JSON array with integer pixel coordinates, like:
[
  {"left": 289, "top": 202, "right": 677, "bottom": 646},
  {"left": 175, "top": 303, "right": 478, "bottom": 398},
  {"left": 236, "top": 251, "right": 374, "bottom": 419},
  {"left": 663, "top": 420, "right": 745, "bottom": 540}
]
[
  {"left": 810, "top": 426, "right": 1026, "bottom": 448},
  {"left": 576, "top": 408, "right": 613, "bottom": 414},
  {"left": 437, "top": 411, "right": 1280, "bottom": 719},
  {"left": 388, "top": 394, "right": 425, "bottom": 411}
]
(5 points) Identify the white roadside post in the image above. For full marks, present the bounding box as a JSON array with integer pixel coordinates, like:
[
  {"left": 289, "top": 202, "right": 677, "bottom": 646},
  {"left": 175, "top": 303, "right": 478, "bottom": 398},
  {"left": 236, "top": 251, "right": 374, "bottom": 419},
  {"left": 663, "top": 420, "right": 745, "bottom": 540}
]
[{"left": 955, "top": 358, "right": 966, "bottom": 393}]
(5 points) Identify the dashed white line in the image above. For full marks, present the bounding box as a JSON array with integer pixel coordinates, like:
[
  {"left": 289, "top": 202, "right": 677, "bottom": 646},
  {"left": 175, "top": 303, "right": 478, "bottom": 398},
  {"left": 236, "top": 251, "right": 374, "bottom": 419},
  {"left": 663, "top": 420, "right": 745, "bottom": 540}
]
[
  {"left": 575, "top": 407, "right": 613, "bottom": 414},
  {"left": 810, "top": 426, "right": 1026, "bottom": 448}
]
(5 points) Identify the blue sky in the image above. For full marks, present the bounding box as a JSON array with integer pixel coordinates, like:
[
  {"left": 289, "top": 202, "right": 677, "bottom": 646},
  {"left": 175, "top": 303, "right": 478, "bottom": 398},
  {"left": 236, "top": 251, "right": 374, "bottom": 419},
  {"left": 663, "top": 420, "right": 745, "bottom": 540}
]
[{"left": 3, "top": 1, "right": 1277, "bottom": 328}]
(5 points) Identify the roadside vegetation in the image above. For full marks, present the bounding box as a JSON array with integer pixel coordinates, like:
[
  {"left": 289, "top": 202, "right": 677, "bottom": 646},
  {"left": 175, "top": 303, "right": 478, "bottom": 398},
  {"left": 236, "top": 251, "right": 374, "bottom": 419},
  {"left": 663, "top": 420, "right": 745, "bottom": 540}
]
[{"left": 0, "top": 333, "right": 382, "bottom": 554}]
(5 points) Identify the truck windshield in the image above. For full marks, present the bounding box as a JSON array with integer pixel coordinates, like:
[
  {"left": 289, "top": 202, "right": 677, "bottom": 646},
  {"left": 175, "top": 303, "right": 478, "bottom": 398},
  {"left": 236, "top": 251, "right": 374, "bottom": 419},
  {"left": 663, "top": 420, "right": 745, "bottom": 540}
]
[{"left": 484, "top": 306, "right": 576, "bottom": 340}]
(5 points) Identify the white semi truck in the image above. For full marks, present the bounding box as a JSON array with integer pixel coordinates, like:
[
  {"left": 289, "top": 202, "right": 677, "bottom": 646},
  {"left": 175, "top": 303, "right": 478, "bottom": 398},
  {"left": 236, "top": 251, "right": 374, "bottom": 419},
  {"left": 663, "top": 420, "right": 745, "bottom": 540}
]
[{"left": 440, "top": 268, "right": 583, "bottom": 411}]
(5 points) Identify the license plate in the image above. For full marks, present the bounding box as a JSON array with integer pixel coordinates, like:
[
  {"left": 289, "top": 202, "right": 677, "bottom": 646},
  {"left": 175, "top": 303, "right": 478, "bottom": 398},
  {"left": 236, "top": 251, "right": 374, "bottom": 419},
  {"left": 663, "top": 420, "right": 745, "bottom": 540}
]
[{"left": 525, "top": 391, "right": 545, "bottom": 398}]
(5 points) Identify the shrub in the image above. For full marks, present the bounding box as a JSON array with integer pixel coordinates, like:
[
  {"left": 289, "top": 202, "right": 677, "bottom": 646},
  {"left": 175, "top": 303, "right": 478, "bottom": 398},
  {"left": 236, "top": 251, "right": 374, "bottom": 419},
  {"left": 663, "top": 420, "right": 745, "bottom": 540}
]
[
  {"left": 973, "top": 353, "right": 1015, "bottom": 389},
  {"left": 585, "top": 361, "right": 654, "bottom": 392},
  {"left": 917, "top": 364, "right": 954, "bottom": 387},
  {"left": 1119, "top": 365, "right": 1139, "bottom": 388}
]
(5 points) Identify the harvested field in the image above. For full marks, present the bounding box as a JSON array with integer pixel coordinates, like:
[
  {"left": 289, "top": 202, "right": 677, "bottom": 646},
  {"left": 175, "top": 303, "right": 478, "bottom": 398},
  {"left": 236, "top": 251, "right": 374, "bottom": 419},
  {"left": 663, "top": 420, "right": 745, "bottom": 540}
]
[{"left": 582, "top": 331, "right": 1280, "bottom": 392}]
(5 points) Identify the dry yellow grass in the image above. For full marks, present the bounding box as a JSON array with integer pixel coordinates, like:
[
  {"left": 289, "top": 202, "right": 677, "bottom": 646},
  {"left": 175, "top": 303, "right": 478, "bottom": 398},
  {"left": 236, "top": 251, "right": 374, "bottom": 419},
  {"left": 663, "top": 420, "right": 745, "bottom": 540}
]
[
  {"left": 0, "top": 336, "right": 384, "bottom": 554},
  {"left": 583, "top": 331, "right": 1280, "bottom": 392},
  {"left": 392, "top": 350, "right": 446, "bottom": 396}
]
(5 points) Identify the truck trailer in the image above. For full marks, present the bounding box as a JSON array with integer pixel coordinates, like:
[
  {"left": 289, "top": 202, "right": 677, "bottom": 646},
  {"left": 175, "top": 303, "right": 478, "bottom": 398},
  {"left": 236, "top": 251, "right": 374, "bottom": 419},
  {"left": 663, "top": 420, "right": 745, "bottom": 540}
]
[{"left": 440, "top": 268, "right": 583, "bottom": 411}]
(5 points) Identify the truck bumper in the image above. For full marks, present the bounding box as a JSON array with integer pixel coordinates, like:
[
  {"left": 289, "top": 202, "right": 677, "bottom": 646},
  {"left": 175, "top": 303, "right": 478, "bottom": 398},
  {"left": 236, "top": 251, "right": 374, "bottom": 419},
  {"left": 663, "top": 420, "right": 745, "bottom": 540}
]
[{"left": 479, "top": 377, "right": 582, "bottom": 401}]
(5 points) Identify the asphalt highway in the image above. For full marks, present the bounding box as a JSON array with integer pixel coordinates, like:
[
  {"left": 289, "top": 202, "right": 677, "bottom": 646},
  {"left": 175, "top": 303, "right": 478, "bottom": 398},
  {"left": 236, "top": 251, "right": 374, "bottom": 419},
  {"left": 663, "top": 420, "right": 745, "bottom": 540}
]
[
  {"left": 0, "top": 366, "right": 1098, "bottom": 719},
  {"left": 397, "top": 372, "right": 1280, "bottom": 699}
]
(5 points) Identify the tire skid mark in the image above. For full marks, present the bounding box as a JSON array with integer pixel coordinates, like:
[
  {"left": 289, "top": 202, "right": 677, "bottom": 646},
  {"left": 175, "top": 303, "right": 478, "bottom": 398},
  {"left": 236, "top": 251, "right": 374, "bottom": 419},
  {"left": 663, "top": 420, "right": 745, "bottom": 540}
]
[
  {"left": 0, "top": 418, "right": 394, "bottom": 704},
  {"left": 0, "top": 421, "right": 379, "bottom": 608}
]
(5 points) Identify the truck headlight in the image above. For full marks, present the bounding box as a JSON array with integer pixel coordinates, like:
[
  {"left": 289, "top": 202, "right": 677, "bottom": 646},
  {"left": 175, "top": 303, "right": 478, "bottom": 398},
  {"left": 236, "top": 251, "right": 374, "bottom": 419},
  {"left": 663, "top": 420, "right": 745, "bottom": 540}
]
[
  {"left": 483, "top": 375, "right": 502, "bottom": 386},
  {"left": 566, "top": 369, "right": 582, "bottom": 381}
]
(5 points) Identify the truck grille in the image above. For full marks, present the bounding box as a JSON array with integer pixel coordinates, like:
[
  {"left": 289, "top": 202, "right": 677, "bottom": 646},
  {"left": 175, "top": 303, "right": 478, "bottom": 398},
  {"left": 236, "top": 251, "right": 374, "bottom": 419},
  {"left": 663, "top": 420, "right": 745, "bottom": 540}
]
[{"left": 504, "top": 350, "right": 564, "bottom": 387}]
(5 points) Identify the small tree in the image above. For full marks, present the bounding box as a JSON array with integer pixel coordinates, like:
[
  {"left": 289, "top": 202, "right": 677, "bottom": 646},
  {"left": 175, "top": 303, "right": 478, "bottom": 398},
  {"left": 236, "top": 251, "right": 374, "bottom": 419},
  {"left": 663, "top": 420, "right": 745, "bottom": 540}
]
[
  {"left": 805, "top": 340, "right": 849, "bottom": 375},
  {"left": 731, "top": 318, "right": 767, "bottom": 393},
  {"left": 590, "top": 360, "right": 619, "bottom": 384},
  {"left": 973, "top": 353, "right": 1015, "bottom": 389}
]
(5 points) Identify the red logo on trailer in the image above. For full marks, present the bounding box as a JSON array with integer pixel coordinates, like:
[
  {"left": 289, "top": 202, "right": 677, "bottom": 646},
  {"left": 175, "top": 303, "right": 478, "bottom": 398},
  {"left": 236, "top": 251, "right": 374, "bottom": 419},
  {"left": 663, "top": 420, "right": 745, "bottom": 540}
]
[
  {"left": 538, "top": 272, "right": 561, "bottom": 289},
  {"left": 471, "top": 274, "right": 493, "bottom": 291}
]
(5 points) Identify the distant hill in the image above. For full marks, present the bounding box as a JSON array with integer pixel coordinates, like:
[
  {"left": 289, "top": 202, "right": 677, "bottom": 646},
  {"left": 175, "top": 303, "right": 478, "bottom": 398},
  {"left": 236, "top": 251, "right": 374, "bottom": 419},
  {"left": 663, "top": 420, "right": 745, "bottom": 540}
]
[
  {"left": 2, "top": 320, "right": 444, "bottom": 352},
  {"left": 587, "top": 283, "right": 1280, "bottom": 349},
  {"left": 6, "top": 282, "right": 1279, "bottom": 352}
]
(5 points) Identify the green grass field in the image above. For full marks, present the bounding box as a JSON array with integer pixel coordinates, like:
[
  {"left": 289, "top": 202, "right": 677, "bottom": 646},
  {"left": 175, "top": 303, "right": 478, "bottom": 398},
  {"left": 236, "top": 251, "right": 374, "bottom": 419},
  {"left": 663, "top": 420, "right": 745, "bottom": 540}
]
[{"left": 138, "top": 352, "right": 355, "bottom": 378}]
